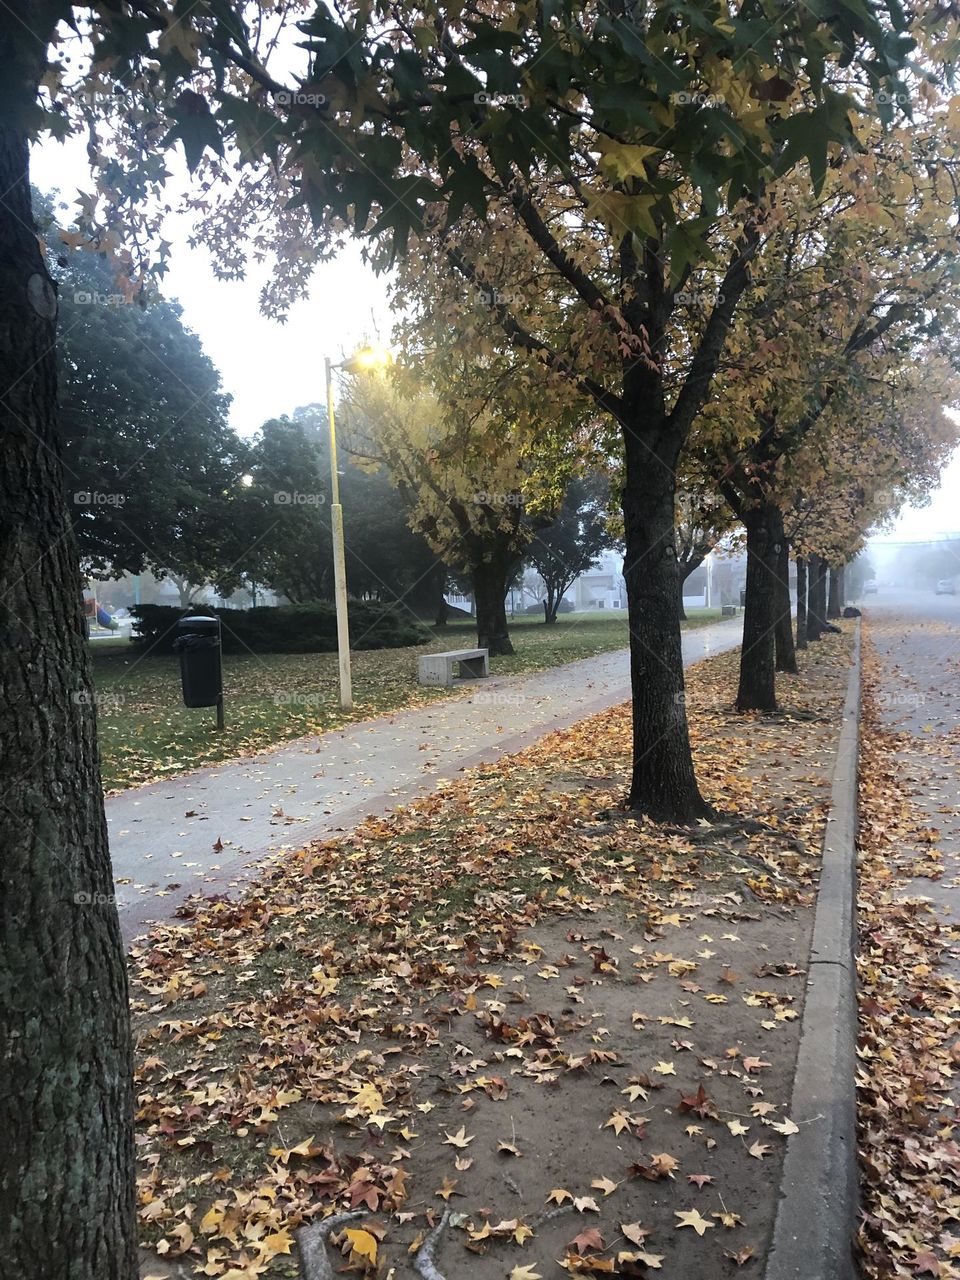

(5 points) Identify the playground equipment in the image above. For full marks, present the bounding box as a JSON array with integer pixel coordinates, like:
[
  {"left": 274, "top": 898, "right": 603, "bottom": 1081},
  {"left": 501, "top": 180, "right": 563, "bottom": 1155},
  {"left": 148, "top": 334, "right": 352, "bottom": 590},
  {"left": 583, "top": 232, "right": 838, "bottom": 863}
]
[{"left": 83, "top": 593, "right": 119, "bottom": 631}]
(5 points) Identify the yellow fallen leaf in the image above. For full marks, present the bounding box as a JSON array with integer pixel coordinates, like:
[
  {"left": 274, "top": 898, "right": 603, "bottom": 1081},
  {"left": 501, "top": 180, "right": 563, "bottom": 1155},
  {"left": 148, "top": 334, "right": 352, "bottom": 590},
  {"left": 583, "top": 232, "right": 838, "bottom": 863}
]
[{"left": 343, "top": 1228, "right": 378, "bottom": 1265}]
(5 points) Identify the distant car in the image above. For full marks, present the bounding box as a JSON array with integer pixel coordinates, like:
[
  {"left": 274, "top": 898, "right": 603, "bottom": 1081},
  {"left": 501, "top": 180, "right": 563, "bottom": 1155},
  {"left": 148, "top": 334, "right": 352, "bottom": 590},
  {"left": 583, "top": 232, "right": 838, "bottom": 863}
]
[
  {"left": 935, "top": 579, "right": 956, "bottom": 595},
  {"left": 864, "top": 579, "right": 878, "bottom": 594}
]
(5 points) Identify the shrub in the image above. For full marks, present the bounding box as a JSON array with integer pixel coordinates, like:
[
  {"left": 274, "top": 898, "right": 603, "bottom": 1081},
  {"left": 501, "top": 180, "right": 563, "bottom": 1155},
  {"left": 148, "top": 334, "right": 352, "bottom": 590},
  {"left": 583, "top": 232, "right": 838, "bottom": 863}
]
[{"left": 131, "top": 602, "right": 431, "bottom": 656}]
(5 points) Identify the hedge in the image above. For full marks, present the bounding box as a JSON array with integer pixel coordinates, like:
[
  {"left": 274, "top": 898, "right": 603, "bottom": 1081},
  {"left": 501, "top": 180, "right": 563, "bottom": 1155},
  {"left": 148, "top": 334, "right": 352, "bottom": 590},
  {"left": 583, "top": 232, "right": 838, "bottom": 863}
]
[{"left": 130, "top": 602, "right": 432, "bottom": 656}]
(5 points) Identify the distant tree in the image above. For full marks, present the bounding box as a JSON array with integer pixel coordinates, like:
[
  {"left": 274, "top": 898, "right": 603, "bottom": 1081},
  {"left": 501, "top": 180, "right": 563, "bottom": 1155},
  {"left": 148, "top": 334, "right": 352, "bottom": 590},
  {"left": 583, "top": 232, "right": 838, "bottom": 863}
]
[
  {"left": 48, "top": 212, "right": 247, "bottom": 585},
  {"left": 526, "top": 473, "right": 614, "bottom": 624}
]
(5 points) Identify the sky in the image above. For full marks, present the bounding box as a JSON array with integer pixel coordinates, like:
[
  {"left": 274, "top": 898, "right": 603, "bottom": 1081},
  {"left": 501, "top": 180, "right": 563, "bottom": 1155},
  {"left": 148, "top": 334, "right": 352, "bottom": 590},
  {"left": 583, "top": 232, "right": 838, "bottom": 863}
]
[{"left": 32, "top": 133, "right": 960, "bottom": 543}]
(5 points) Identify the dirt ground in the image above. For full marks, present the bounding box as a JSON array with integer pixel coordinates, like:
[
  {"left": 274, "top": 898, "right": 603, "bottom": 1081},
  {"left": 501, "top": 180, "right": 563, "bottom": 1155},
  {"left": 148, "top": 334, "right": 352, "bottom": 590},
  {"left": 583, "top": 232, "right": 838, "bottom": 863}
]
[{"left": 132, "top": 633, "right": 853, "bottom": 1280}]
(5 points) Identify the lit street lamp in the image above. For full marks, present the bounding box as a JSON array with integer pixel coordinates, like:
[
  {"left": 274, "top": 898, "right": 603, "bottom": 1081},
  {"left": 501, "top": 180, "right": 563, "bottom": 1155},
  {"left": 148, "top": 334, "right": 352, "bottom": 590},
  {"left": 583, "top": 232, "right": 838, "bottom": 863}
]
[{"left": 323, "top": 345, "right": 392, "bottom": 710}]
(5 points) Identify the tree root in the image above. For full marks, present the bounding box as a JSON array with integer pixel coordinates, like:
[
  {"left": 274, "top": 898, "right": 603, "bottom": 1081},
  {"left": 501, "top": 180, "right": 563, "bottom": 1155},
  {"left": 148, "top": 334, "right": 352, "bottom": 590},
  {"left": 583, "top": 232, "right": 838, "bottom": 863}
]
[
  {"left": 661, "top": 817, "right": 809, "bottom": 858},
  {"left": 414, "top": 1208, "right": 451, "bottom": 1280},
  {"left": 297, "top": 1210, "right": 368, "bottom": 1280}
]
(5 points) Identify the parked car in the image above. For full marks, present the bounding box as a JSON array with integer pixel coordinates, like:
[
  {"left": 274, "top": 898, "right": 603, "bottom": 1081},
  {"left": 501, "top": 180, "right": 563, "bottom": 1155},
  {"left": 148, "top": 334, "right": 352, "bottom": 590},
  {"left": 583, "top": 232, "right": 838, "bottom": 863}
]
[
  {"left": 864, "top": 578, "right": 878, "bottom": 594},
  {"left": 935, "top": 579, "right": 956, "bottom": 595}
]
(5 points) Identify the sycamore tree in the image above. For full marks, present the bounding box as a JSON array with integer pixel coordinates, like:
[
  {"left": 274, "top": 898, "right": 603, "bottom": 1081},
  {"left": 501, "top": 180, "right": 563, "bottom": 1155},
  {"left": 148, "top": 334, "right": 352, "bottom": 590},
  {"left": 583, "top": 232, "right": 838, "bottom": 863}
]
[
  {"left": 0, "top": 5, "right": 939, "bottom": 1275},
  {"left": 526, "top": 471, "right": 615, "bottom": 624},
  {"left": 340, "top": 368, "right": 546, "bottom": 653},
  {"left": 695, "top": 105, "right": 960, "bottom": 710}
]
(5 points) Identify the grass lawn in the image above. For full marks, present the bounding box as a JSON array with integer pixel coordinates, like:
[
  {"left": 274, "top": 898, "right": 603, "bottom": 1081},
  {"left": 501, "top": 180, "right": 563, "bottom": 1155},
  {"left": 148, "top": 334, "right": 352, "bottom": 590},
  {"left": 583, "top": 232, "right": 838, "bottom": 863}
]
[{"left": 92, "top": 608, "right": 723, "bottom": 792}]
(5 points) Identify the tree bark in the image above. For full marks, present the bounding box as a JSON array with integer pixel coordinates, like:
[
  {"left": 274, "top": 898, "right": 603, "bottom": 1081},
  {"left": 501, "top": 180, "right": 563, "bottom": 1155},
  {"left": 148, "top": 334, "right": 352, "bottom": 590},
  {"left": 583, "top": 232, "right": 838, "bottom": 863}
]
[
  {"left": 736, "top": 499, "right": 782, "bottom": 712},
  {"left": 774, "top": 534, "right": 798, "bottom": 674},
  {"left": 471, "top": 557, "right": 514, "bottom": 655},
  {"left": 0, "top": 106, "right": 138, "bottom": 1280},
  {"left": 677, "top": 575, "right": 688, "bottom": 621},
  {"left": 795, "top": 555, "right": 808, "bottom": 650},
  {"left": 827, "top": 565, "right": 842, "bottom": 619},
  {"left": 807, "top": 554, "right": 829, "bottom": 640},
  {"left": 621, "top": 420, "right": 711, "bottom": 822}
]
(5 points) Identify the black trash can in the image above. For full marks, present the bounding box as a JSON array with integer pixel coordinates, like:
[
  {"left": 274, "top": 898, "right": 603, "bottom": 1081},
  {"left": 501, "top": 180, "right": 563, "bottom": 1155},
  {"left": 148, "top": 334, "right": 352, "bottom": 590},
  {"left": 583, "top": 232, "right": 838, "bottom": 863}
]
[{"left": 173, "top": 615, "right": 223, "bottom": 724}]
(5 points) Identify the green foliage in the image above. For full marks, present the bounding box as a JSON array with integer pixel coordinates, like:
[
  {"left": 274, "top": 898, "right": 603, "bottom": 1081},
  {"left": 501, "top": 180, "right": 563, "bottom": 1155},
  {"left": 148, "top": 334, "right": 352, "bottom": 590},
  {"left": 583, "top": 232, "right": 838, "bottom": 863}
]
[
  {"left": 130, "top": 602, "right": 430, "bottom": 656},
  {"left": 44, "top": 196, "right": 247, "bottom": 582}
]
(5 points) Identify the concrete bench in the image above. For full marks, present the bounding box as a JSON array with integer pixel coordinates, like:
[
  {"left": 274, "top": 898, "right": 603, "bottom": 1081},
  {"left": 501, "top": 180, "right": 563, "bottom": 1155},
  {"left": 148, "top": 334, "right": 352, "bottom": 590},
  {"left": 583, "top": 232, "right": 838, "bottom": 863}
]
[{"left": 418, "top": 648, "right": 489, "bottom": 687}]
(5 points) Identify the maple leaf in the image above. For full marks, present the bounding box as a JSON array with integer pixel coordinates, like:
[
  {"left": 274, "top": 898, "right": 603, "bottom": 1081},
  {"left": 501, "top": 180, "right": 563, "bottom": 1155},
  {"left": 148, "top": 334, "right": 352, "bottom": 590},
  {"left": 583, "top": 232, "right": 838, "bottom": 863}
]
[
  {"left": 573, "top": 1196, "right": 601, "bottom": 1214},
  {"left": 342, "top": 1228, "right": 377, "bottom": 1265},
  {"left": 509, "top": 1268, "right": 542, "bottom": 1280},
  {"left": 591, "top": 1176, "right": 618, "bottom": 1196},
  {"left": 621, "top": 1222, "right": 649, "bottom": 1246},
  {"left": 675, "top": 1209, "right": 714, "bottom": 1236},
  {"left": 747, "top": 1140, "right": 771, "bottom": 1160},
  {"left": 546, "top": 1188, "right": 573, "bottom": 1205},
  {"left": 442, "top": 1125, "right": 474, "bottom": 1148},
  {"left": 570, "top": 1226, "right": 605, "bottom": 1255},
  {"left": 688, "top": 1173, "right": 714, "bottom": 1188}
]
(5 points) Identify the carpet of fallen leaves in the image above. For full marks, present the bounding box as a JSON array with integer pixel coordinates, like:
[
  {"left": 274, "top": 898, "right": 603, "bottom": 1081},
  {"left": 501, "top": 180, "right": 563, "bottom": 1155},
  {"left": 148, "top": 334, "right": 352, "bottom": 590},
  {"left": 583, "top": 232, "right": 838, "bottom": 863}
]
[
  {"left": 857, "top": 635, "right": 960, "bottom": 1278},
  {"left": 131, "top": 633, "right": 852, "bottom": 1280}
]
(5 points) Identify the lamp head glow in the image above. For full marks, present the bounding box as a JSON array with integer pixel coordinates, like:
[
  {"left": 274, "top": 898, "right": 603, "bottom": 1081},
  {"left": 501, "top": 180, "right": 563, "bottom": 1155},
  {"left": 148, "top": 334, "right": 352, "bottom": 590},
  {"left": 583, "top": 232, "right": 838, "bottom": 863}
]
[
  {"left": 340, "top": 344, "right": 393, "bottom": 375},
  {"left": 240, "top": 473, "right": 254, "bottom": 487}
]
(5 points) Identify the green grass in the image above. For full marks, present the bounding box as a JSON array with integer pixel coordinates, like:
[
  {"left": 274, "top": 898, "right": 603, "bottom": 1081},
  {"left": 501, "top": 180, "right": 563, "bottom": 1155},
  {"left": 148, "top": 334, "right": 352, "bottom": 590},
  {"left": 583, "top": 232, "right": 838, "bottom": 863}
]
[{"left": 91, "top": 608, "right": 723, "bottom": 791}]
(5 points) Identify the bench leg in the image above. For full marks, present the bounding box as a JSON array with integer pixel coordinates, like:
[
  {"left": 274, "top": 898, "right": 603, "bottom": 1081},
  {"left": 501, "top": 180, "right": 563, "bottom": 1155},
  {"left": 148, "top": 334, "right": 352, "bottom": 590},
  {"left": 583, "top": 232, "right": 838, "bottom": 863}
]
[{"left": 458, "top": 656, "right": 488, "bottom": 680}]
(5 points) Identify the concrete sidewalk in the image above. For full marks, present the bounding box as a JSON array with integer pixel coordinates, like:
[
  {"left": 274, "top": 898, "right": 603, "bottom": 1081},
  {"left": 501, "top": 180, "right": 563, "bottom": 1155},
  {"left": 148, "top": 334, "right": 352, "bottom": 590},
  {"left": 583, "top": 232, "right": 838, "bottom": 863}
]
[{"left": 108, "top": 615, "right": 742, "bottom": 941}]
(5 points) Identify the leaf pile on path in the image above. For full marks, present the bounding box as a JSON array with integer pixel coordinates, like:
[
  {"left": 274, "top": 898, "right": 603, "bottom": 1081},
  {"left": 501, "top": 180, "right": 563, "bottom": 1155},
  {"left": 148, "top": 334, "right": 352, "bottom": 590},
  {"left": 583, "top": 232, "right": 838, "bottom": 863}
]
[
  {"left": 131, "top": 636, "right": 852, "bottom": 1279},
  {"left": 857, "top": 641, "right": 960, "bottom": 1279}
]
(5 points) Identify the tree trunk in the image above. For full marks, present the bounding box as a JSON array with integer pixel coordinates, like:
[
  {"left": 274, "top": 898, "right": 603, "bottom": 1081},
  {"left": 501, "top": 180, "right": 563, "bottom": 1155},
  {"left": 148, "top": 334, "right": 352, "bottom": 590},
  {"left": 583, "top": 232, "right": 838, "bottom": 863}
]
[
  {"left": 677, "top": 573, "right": 688, "bottom": 621},
  {"left": 736, "top": 499, "right": 781, "bottom": 712},
  {"left": 431, "top": 562, "right": 448, "bottom": 628},
  {"left": 621, "top": 422, "right": 711, "bottom": 822},
  {"left": 807, "top": 554, "right": 828, "bottom": 640},
  {"left": 471, "top": 558, "right": 514, "bottom": 655},
  {"left": 837, "top": 564, "right": 846, "bottom": 611},
  {"left": 543, "top": 580, "right": 560, "bottom": 624},
  {"left": 0, "top": 114, "right": 138, "bottom": 1279},
  {"left": 795, "top": 556, "right": 808, "bottom": 651},
  {"left": 827, "top": 565, "right": 842, "bottom": 619},
  {"left": 774, "top": 534, "right": 798, "bottom": 674}
]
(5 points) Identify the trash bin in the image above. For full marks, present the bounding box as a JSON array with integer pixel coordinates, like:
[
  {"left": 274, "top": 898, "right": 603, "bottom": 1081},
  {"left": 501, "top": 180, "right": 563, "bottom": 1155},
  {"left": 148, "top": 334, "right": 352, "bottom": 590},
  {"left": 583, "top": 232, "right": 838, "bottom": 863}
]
[{"left": 173, "top": 615, "right": 223, "bottom": 724}]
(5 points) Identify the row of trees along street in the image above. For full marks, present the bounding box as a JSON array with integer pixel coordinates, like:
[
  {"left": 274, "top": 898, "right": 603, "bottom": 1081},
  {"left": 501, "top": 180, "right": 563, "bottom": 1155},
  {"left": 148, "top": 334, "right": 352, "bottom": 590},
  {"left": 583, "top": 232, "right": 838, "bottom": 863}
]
[{"left": 3, "top": 3, "right": 960, "bottom": 1276}]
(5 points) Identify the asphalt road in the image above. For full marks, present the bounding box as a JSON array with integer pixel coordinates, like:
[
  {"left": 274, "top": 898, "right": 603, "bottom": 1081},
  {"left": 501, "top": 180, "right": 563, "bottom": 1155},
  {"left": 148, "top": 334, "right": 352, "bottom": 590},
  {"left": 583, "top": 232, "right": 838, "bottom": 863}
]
[
  {"left": 864, "top": 585, "right": 960, "bottom": 922},
  {"left": 107, "top": 616, "right": 744, "bottom": 942}
]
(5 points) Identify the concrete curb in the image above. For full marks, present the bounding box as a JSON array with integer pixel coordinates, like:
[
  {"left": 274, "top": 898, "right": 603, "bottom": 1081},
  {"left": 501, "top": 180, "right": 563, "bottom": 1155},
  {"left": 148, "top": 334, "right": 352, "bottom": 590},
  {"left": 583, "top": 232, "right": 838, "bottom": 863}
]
[{"left": 764, "top": 621, "right": 862, "bottom": 1280}]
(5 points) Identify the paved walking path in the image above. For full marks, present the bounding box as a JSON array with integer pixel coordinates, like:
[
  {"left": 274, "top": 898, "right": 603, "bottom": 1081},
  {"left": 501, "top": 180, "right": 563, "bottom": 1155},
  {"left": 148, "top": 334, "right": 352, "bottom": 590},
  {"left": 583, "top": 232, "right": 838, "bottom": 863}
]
[{"left": 108, "top": 615, "right": 743, "bottom": 941}]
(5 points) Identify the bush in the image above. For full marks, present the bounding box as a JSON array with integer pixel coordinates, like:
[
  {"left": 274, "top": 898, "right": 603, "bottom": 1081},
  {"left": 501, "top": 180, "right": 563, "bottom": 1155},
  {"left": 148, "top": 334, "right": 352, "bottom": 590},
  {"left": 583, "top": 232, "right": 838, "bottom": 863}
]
[{"left": 131, "top": 602, "right": 431, "bottom": 656}]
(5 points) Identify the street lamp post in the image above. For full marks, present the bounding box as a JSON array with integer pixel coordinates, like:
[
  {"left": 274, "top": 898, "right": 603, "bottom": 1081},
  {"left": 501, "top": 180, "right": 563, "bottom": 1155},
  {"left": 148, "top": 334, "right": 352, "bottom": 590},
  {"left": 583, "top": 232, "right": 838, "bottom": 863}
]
[
  {"left": 323, "top": 345, "right": 392, "bottom": 711},
  {"left": 324, "top": 355, "right": 353, "bottom": 710}
]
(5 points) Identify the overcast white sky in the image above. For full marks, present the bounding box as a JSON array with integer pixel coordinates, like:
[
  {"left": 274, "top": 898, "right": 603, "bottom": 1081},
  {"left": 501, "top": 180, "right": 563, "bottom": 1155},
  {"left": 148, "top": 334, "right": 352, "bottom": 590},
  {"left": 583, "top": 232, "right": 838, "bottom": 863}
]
[{"left": 32, "top": 134, "right": 960, "bottom": 543}]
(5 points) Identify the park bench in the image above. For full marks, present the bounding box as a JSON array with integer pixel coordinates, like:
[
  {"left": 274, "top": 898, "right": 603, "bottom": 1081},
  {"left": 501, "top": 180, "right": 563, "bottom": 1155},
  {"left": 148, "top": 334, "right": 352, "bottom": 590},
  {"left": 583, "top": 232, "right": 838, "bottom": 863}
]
[{"left": 418, "top": 648, "right": 489, "bottom": 687}]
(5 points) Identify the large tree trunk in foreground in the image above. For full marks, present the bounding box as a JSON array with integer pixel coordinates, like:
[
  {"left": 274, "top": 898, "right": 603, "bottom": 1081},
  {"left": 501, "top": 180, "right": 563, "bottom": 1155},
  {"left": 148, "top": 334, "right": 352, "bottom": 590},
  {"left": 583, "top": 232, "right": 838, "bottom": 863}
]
[
  {"left": 795, "top": 555, "right": 808, "bottom": 651},
  {"left": 736, "top": 499, "right": 782, "bottom": 712},
  {"left": 676, "top": 574, "right": 688, "bottom": 621},
  {"left": 774, "top": 535, "right": 798, "bottom": 674},
  {"left": 807, "top": 554, "right": 829, "bottom": 640},
  {"left": 621, "top": 422, "right": 711, "bottom": 822},
  {"left": 0, "top": 113, "right": 138, "bottom": 1279},
  {"left": 471, "top": 557, "right": 514, "bottom": 655},
  {"left": 827, "top": 565, "right": 842, "bottom": 619}
]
